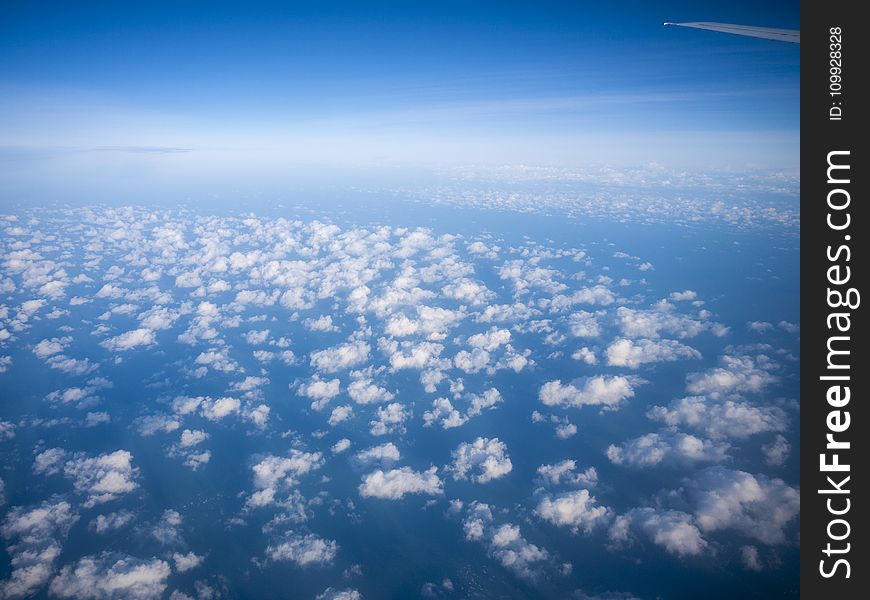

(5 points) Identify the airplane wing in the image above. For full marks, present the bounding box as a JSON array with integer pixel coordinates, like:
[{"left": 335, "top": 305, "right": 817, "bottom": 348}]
[{"left": 663, "top": 22, "right": 800, "bottom": 43}]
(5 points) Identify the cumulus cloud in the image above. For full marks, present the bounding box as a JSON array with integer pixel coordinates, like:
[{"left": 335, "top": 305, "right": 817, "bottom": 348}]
[
  {"left": 134, "top": 414, "right": 180, "bottom": 436},
  {"left": 610, "top": 467, "right": 799, "bottom": 558},
  {"left": 151, "top": 510, "right": 183, "bottom": 546},
  {"left": 310, "top": 341, "right": 370, "bottom": 373},
  {"left": 449, "top": 438, "right": 513, "bottom": 483},
  {"left": 615, "top": 304, "right": 722, "bottom": 339},
  {"left": 0, "top": 500, "right": 78, "bottom": 598},
  {"left": 388, "top": 341, "right": 443, "bottom": 371},
  {"left": 535, "top": 489, "right": 611, "bottom": 534},
  {"left": 91, "top": 511, "right": 135, "bottom": 534},
  {"left": 193, "top": 348, "right": 238, "bottom": 374},
  {"left": 685, "top": 354, "right": 777, "bottom": 398},
  {"left": 316, "top": 588, "right": 362, "bottom": 600},
  {"left": 567, "top": 311, "right": 601, "bottom": 338},
  {"left": 328, "top": 405, "right": 354, "bottom": 426},
  {"left": 178, "top": 429, "right": 209, "bottom": 448},
  {"left": 359, "top": 467, "right": 443, "bottom": 499},
  {"left": 100, "top": 328, "right": 156, "bottom": 352},
  {"left": 536, "top": 461, "right": 598, "bottom": 488},
  {"left": 453, "top": 348, "right": 491, "bottom": 374},
  {"left": 247, "top": 451, "right": 325, "bottom": 508},
  {"left": 331, "top": 439, "right": 351, "bottom": 454},
  {"left": 48, "top": 553, "right": 171, "bottom": 600},
  {"left": 606, "top": 432, "right": 729, "bottom": 468},
  {"left": 200, "top": 397, "right": 241, "bottom": 421},
  {"left": 298, "top": 378, "right": 341, "bottom": 410},
  {"left": 369, "top": 403, "right": 408, "bottom": 436},
  {"left": 647, "top": 396, "right": 788, "bottom": 440},
  {"left": 461, "top": 502, "right": 550, "bottom": 580},
  {"left": 347, "top": 378, "right": 394, "bottom": 405},
  {"left": 266, "top": 532, "right": 338, "bottom": 566},
  {"left": 422, "top": 398, "right": 467, "bottom": 429},
  {"left": 610, "top": 508, "right": 707, "bottom": 557},
  {"left": 61, "top": 450, "right": 139, "bottom": 507},
  {"left": 171, "top": 552, "right": 203, "bottom": 573},
  {"left": 605, "top": 338, "right": 700, "bottom": 368},
  {"left": 762, "top": 434, "right": 791, "bottom": 466},
  {"left": 354, "top": 443, "right": 400, "bottom": 466},
  {"left": 33, "top": 336, "right": 72, "bottom": 359},
  {"left": 539, "top": 376, "right": 637, "bottom": 411},
  {"left": 467, "top": 328, "right": 511, "bottom": 351},
  {"left": 688, "top": 467, "right": 799, "bottom": 545}
]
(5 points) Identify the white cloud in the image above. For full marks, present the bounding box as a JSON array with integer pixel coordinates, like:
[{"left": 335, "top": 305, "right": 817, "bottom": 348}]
[
  {"left": 48, "top": 553, "right": 171, "bottom": 600},
  {"left": 460, "top": 502, "right": 550, "bottom": 580},
  {"left": 740, "top": 545, "right": 763, "bottom": 571},
  {"left": 33, "top": 337, "right": 72, "bottom": 359},
  {"left": 567, "top": 311, "right": 601, "bottom": 338},
  {"left": 178, "top": 429, "right": 209, "bottom": 448},
  {"left": 467, "top": 328, "right": 511, "bottom": 351},
  {"left": 266, "top": 533, "right": 337, "bottom": 566},
  {"left": 606, "top": 432, "right": 729, "bottom": 468},
  {"left": 310, "top": 341, "right": 370, "bottom": 373},
  {"left": 193, "top": 348, "right": 238, "bottom": 374},
  {"left": 539, "top": 376, "right": 636, "bottom": 410},
  {"left": 100, "top": 328, "right": 156, "bottom": 352},
  {"left": 369, "top": 403, "right": 408, "bottom": 436},
  {"left": 555, "top": 423, "right": 577, "bottom": 439},
  {"left": 347, "top": 378, "right": 394, "bottom": 405},
  {"left": 669, "top": 290, "right": 698, "bottom": 302},
  {"left": 230, "top": 376, "right": 269, "bottom": 393},
  {"left": 610, "top": 508, "right": 707, "bottom": 557},
  {"left": 134, "top": 414, "right": 180, "bottom": 436},
  {"left": 467, "top": 388, "right": 502, "bottom": 417},
  {"left": 305, "top": 315, "right": 339, "bottom": 332},
  {"left": 535, "top": 489, "right": 611, "bottom": 534},
  {"left": 91, "top": 511, "right": 135, "bottom": 534},
  {"left": 171, "top": 552, "right": 203, "bottom": 573},
  {"left": 762, "top": 434, "right": 791, "bottom": 466},
  {"left": 298, "top": 378, "right": 341, "bottom": 410},
  {"left": 615, "top": 304, "right": 720, "bottom": 339},
  {"left": 388, "top": 341, "right": 443, "bottom": 371},
  {"left": 44, "top": 386, "right": 99, "bottom": 408},
  {"left": 63, "top": 450, "right": 140, "bottom": 507},
  {"left": 536, "top": 461, "right": 598, "bottom": 488},
  {"left": 359, "top": 466, "right": 443, "bottom": 499},
  {"left": 248, "top": 451, "right": 325, "bottom": 508},
  {"left": 647, "top": 396, "right": 788, "bottom": 440},
  {"left": 34, "top": 448, "right": 68, "bottom": 476},
  {"left": 151, "top": 510, "right": 183, "bottom": 546},
  {"left": 605, "top": 338, "right": 700, "bottom": 368},
  {"left": 685, "top": 354, "right": 777, "bottom": 398},
  {"left": 453, "top": 348, "right": 491, "bottom": 374},
  {"left": 243, "top": 329, "right": 270, "bottom": 345},
  {"left": 200, "top": 397, "right": 241, "bottom": 421},
  {"left": 422, "top": 398, "right": 467, "bottom": 429},
  {"left": 331, "top": 439, "right": 351, "bottom": 454},
  {"left": 747, "top": 321, "right": 773, "bottom": 333},
  {"left": 316, "top": 588, "right": 362, "bottom": 600},
  {"left": 688, "top": 467, "right": 799, "bottom": 545},
  {"left": 0, "top": 500, "right": 78, "bottom": 598},
  {"left": 328, "top": 405, "right": 354, "bottom": 426},
  {"left": 571, "top": 347, "right": 597, "bottom": 365},
  {"left": 137, "top": 306, "right": 179, "bottom": 330},
  {"left": 450, "top": 438, "right": 512, "bottom": 483},
  {"left": 355, "top": 443, "right": 401, "bottom": 466}
]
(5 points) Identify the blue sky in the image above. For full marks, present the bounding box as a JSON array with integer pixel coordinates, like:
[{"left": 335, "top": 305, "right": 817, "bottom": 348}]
[{"left": 1, "top": 0, "right": 799, "bottom": 182}]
